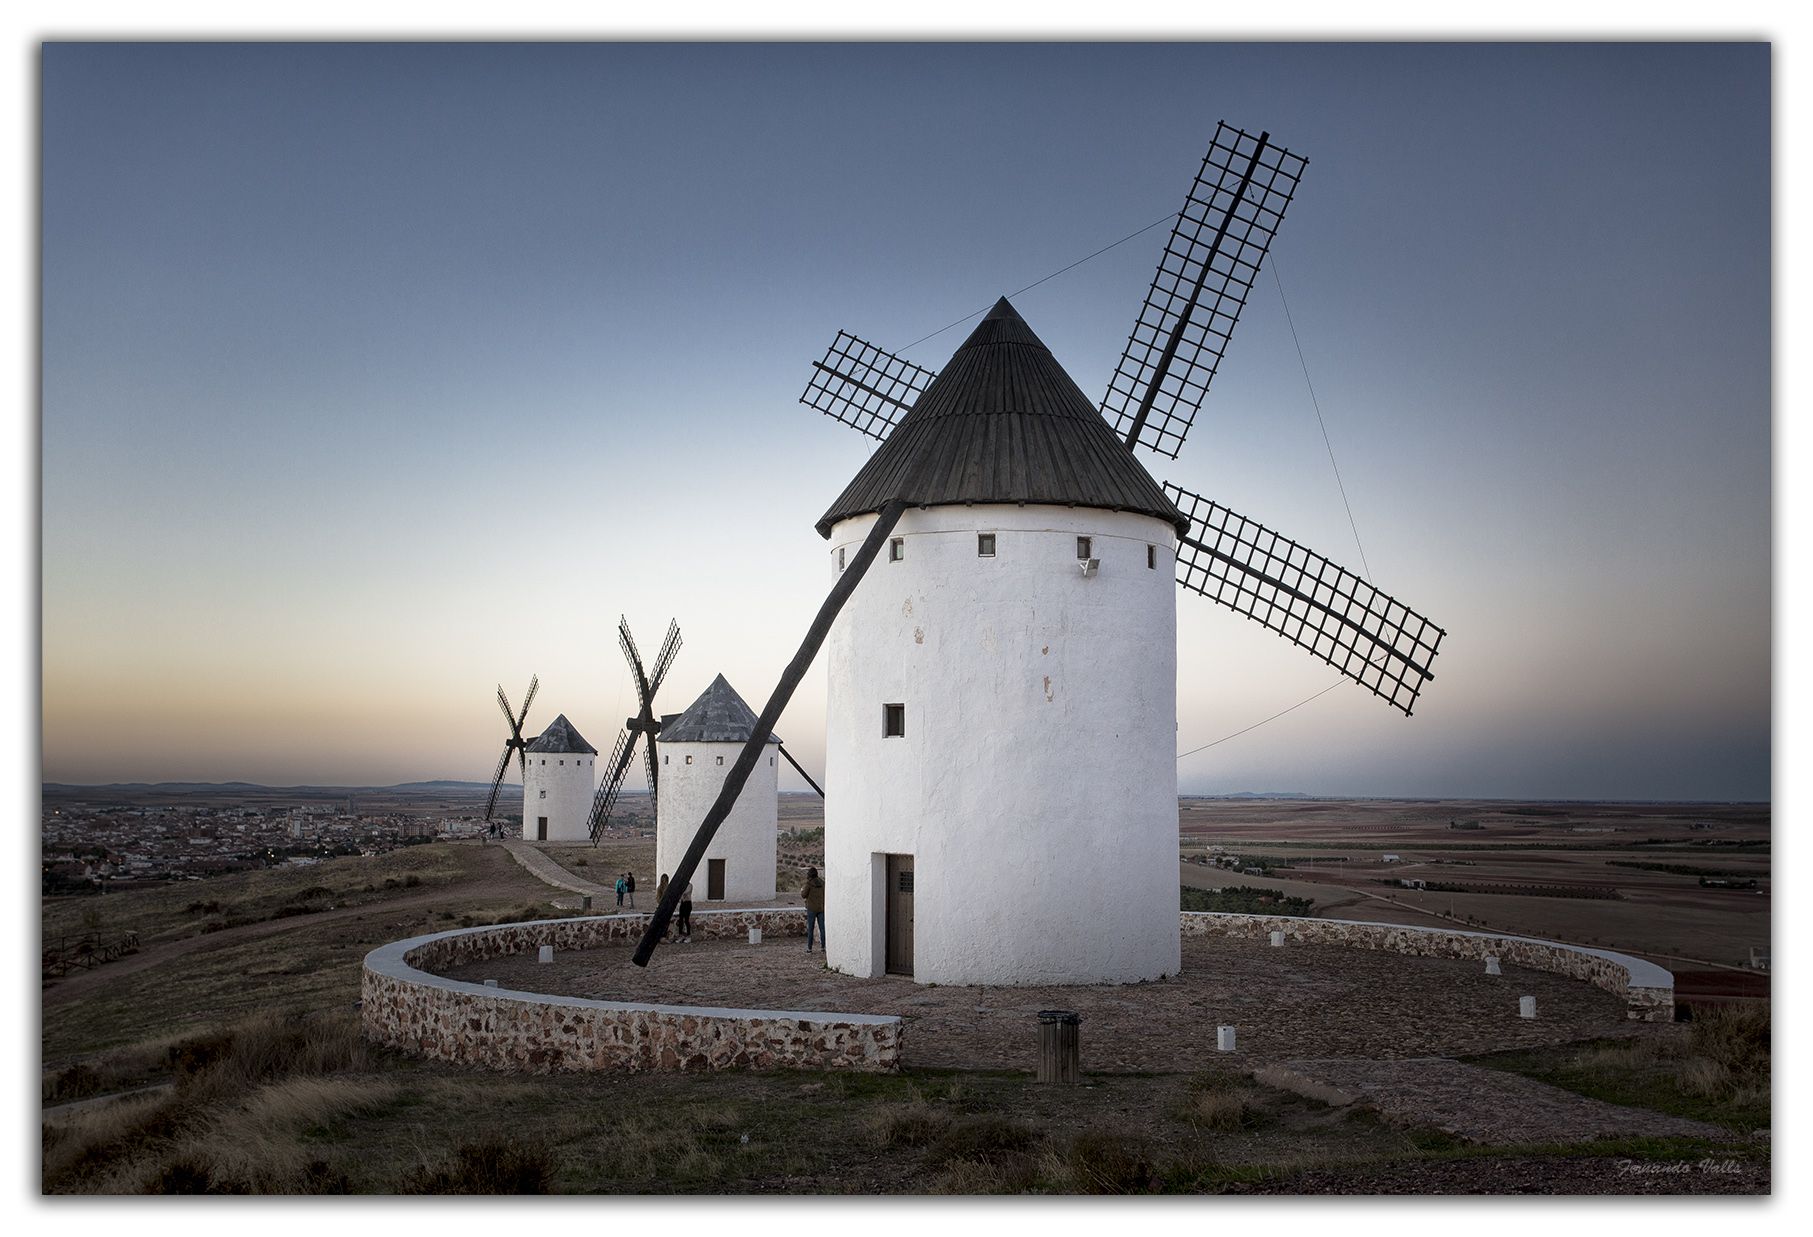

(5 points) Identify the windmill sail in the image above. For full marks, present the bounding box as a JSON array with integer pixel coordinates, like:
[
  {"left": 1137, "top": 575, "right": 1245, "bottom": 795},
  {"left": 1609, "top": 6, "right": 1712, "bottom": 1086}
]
[
  {"left": 587, "top": 727, "right": 635, "bottom": 842},
  {"left": 483, "top": 674, "right": 537, "bottom": 822},
  {"left": 586, "top": 616, "right": 683, "bottom": 843},
  {"left": 1104, "top": 124, "right": 1306, "bottom": 460},
  {"left": 800, "top": 330, "right": 937, "bottom": 441},
  {"left": 1166, "top": 483, "right": 1444, "bottom": 716}
]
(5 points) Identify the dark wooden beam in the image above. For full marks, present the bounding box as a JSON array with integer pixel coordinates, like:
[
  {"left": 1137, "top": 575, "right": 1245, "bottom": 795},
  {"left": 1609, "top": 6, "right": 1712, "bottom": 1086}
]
[
  {"left": 777, "top": 742, "right": 825, "bottom": 799},
  {"left": 632, "top": 498, "right": 909, "bottom": 967}
]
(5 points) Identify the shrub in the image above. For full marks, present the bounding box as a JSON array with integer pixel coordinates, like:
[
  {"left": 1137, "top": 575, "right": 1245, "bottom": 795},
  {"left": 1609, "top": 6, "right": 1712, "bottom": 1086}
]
[
  {"left": 1061, "top": 1131, "right": 1160, "bottom": 1194},
  {"left": 924, "top": 1115, "right": 1039, "bottom": 1169},
  {"left": 1175, "top": 1068, "right": 1263, "bottom": 1132},
  {"left": 409, "top": 1138, "right": 555, "bottom": 1194}
]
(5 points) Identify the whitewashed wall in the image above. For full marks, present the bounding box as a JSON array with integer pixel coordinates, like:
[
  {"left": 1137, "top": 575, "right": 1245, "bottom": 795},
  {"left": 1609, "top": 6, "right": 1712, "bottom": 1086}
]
[
  {"left": 655, "top": 739, "right": 779, "bottom": 901},
  {"left": 523, "top": 749, "right": 597, "bottom": 843},
  {"left": 822, "top": 504, "right": 1180, "bottom": 985}
]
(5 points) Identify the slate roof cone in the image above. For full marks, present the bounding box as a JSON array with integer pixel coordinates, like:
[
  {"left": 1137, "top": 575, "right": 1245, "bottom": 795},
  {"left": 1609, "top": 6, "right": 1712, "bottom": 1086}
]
[
  {"left": 660, "top": 674, "right": 782, "bottom": 745},
  {"left": 816, "top": 296, "right": 1187, "bottom": 538},
  {"left": 524, "top": 713, "right": 597, "bottom": 755}
]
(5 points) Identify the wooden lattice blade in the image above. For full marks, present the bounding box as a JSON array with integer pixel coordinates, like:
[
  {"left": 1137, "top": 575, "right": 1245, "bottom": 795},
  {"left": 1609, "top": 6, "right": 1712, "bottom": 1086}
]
[
  {"left": 483, "top": 744, "right": 513, "bottom": 821},
  {"left": 588, "top": 727, "right": 636, "bottom": 842},
  {"left": 1103, "top": 123, "right": 1307, "bottom": 460},
  {"left": 1167, "top": 482, "right": 1445, "bottom": 716},
  {"left": 800, "top": 330, "right": 937, "bottom": 441}
]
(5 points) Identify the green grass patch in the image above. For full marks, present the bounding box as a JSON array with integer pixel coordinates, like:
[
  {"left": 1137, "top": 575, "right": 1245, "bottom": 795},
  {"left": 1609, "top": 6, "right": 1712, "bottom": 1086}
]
[
  {"left": 1465, "top": 1006, "right": 1770, "bottom": 1133},
  {"left": 1180, "top": 885, "right": 1314, "bottom": 916}
]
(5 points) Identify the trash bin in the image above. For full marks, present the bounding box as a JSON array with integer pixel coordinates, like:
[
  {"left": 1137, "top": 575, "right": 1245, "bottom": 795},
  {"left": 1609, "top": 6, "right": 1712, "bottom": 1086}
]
[{"left": 1036, "top": 1010, "right": 1082, "bottom": 1083}]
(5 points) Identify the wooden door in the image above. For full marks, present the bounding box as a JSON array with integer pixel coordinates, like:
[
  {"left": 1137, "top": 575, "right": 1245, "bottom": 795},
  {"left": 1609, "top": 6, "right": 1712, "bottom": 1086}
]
[
  {"left": 885, "top": 853, "right": 914, "bottom": 976},
  {"left": 707, "top": 858, "right": 726, "bottom": 901},
  {"left": 536, "top": 816, "right": 547, "bottom": 841}
]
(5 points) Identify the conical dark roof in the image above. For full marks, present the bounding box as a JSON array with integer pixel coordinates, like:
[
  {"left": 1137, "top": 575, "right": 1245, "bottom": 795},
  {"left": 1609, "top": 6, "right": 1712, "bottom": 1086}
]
[
  {"left": 525, "top": 714, "right": 597, "bottom": 755},
  {"left": 660, "top": 674, "right": 781, "bottom": 745},
  {"left": 815, "top": 297, "right": 1188, "bottom": 538}
]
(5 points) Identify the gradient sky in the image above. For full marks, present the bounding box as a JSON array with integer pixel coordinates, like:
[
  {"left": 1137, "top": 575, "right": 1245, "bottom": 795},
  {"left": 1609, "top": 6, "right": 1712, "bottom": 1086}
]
[{"left": 39, "top": 42, "right": 1771, "bottom": 799}]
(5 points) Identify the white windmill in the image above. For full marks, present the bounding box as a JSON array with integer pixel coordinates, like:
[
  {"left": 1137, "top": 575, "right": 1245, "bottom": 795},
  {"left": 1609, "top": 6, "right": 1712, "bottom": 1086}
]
[
  {"left": 634, "top": 123, "right": 1445, "bottom": 984},
  {"left": 653, "top": 674, "right": 780, "bottom": 903},
  {"left": 521, "top": 714, "right": 597, "bottom": 843}
]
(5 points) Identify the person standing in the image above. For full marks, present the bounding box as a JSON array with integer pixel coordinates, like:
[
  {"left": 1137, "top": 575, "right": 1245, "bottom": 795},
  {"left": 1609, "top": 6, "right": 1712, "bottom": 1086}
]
[
  {"left": 802, "top": 866, "right": 826, "bottom": 953},
  {"left": 625, "top": 871, "right": 637, "bottom": 909},
  {"left": 677, "top": 880, "right": 693, "bottom": 942},
  {"left": 614, "top": 873, "right": 627, "bottom": 909}
]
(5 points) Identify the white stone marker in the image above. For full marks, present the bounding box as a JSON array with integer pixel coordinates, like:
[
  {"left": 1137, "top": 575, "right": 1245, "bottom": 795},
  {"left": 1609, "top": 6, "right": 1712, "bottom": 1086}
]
[
  {"left": 1519, "top": 995, "right": 1537, "bottom": 1019},
  {"left": 1269, "top": 930, "right": 1286, "bottom": 947},
  {"left": 748, "top": 926, "right": 762, "bottom": 945},
  {"left": 1216, "top": 1025, "right": 1237, "bottom": 1052},
  {"left": 538, "top": 945, "right": 554, "bottom": 964},
  {"left": 483, "top": 979, "right": 499, "bottom": 988},
  {"left": 1485, "top": 955, "right": 1502, "bottom": 976}
]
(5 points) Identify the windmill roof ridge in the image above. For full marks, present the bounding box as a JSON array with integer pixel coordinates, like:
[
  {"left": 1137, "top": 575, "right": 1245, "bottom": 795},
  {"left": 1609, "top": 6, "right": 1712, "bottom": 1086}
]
[
  {"left": 815, "top": 296, "right": 1189, "bottom": 538},
  {"left": 660, "top": 673, "right": 783, "bottom": 746},
  {"left": 525, "top": 713, "right": 598, "bottom": 755}
]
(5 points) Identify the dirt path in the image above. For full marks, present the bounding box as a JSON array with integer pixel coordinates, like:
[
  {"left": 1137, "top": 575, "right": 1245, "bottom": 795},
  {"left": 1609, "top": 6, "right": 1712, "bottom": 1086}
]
[
  {"left": 500, "top": 840, "right": 614, "bottom": 898},
  {"left": 1258, "top": 1057, "right": 1738, "bottom": 1145}
]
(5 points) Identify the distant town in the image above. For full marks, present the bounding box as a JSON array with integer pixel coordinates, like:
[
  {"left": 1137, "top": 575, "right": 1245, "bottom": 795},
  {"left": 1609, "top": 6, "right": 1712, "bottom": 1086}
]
[{"left": 39, "top": 782, "right": 658, "bottom": 892}]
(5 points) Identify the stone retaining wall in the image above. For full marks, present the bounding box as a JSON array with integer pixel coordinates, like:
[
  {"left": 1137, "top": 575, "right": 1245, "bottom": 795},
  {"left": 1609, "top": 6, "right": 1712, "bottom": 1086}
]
[
  {"left": 1181, "top": 912, "right": 1674, "bottom": 1021},
  {"left": 361, "top": 907, "right": 1672, "bottom": 1076},
  {"left": 361, "top": 908, "right": 902, "bottom": 1073}
]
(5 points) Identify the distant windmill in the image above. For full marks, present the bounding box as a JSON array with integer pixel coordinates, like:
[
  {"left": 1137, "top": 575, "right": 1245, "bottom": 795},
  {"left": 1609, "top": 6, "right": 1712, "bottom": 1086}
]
[
  {"left": 483, "top": 674, "right": 538, "bottom": 822},
  {"left": 586, "top": 617, "right": 681, "bottom": 843},
  {"left": 636, "top": 122, "right": 1448, "bottom": 976}
]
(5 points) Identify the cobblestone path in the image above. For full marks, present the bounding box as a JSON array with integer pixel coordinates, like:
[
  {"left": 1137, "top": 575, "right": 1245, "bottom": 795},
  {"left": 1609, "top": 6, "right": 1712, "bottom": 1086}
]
[{"left": 1261, "top": 1057, "right": 1738, "bottom": 1145}]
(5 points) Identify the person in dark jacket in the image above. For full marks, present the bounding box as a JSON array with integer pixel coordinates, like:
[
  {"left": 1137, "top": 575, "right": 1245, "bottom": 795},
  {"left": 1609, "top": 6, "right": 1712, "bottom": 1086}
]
[
  {"left": 625, "top": 871, "right": 637, "bottom": 909},
  {"left": 802, "top": 867, "right": 826, "bottom": 953},
  {"left": 677, "top": 881, "right": 693, "bottom": 942}
]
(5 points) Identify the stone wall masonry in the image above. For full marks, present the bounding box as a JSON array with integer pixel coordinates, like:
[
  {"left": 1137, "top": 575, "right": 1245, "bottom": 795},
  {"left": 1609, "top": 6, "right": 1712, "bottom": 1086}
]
[
  {"left": 362, "top": 907, "right": 1672, "bottom": 1077},
  {"left": 362, "top": 908, "right": 902, "bottom": 1073},
  {"left": 1180, "top": 912, "right": 1674, "bottom": 1021}
]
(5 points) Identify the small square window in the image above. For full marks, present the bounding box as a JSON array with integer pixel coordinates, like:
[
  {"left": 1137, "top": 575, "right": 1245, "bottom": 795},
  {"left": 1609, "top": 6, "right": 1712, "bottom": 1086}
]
[
  {"left": 663, "top": 754, "right": 668, "bottom": 765},
  {"left": 1147, "top": 544, "right": 1157, "bottom": 569},
  {"left": 888, "top": 537, "right": 904, "bottom": 562},
  {"left": 716, "top": 755, "right": 724, "bottom": 766},
  {"left": 769, "top": 756, "right": 774, "bottom": 766},
  {"left": 1076, "top": 536, "right": 1093, "bottom": 560},
  {"left": 538, "top": 789, "right": 546, "bottom": 799},
  {"left": 883, "top": 703, "right": 906, "bottom": 738},
  {"left": 837, "top": 546, "right": 846, "bottom": 571},
  {"left": 685, "top": 755, "right": 693, "bottom": 765},
  {"left": 540, "top": 759, "right": 546, "bottom": 766},
  {"left": 558, "top": 759, "right": 563, "bottom": 765},
  {"left": 977, "top": 533, "right": 996, "bottom": 557}
]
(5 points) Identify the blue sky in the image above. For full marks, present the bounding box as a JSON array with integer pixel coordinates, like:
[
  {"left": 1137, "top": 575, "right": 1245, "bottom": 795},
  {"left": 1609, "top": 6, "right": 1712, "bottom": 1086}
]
[{"left": 39, "top": 41, "right": 1771, "bottom": 798}]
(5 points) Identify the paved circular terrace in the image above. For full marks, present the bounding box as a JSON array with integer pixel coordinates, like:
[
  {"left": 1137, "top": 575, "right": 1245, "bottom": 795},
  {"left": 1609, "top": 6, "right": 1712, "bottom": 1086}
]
[{"left": 432, "top": 932, "right": 1637, "bottom": 1072}]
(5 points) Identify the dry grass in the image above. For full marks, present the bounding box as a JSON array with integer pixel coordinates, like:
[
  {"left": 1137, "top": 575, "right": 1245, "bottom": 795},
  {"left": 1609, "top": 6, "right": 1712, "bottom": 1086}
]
[
  {"left": 42, "top": 1008, "right": 381, "bottom": 1193},
  {"left": 1468, "top": 1003, "right": 1770, "bottom": 1132},
  {"left": 1172, "top": 1067, "right": 1264, "bottom": 1133},
  {"left": 407, "top": 1136, "right": 555, "bottom": 1194}
]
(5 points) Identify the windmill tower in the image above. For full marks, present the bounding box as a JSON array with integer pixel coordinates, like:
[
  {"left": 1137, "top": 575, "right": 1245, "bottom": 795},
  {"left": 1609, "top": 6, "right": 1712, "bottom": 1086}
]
[
  {"left": 653, "top": 675, "right": 780, "bottom": 902},
  {"left": 522, "top": 715, "right": 598, "bottom": 842},
  {"left": 634, "top": 123, "right": 1445, "bottom": 984},
  {"left": 818, "top": 299, "right": 1185, "bottom": 984}
]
